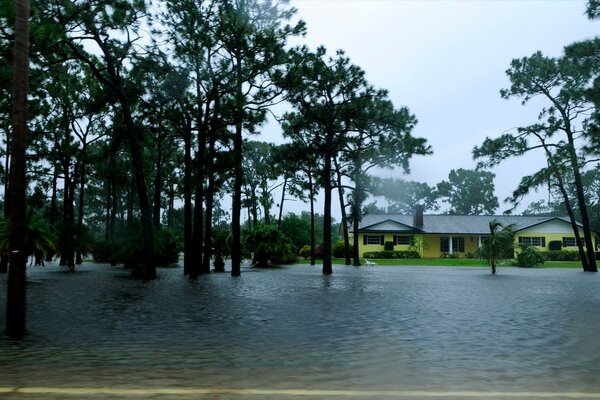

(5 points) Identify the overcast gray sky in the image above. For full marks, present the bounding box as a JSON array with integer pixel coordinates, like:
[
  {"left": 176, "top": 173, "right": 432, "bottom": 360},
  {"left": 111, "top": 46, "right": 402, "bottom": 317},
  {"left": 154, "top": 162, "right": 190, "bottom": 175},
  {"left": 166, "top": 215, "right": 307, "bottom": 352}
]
[{"left": 261, "top": 0, "right": 598, "bottom": 218}]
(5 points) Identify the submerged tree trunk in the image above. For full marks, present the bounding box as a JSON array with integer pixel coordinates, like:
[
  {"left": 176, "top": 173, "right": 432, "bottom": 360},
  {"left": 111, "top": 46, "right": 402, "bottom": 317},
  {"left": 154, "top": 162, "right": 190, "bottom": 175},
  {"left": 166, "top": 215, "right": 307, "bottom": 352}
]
[
  {"left": 323, "top": 151, "right": 333, "bottom": 275},
  {"left": 231, "top": 58, "right": 244, "bottom": 278},
  {"left": 6, "top": 0, "right": 30, "bottom": 338},
  {"left": 183, "top": 120, "right": 192, "bottom": 275},
  {"left": 308, "top": 170, "right": 316, "bottom": 266},
  {"left": 334, "top": 160, "right": 350, "bottom": 265}
]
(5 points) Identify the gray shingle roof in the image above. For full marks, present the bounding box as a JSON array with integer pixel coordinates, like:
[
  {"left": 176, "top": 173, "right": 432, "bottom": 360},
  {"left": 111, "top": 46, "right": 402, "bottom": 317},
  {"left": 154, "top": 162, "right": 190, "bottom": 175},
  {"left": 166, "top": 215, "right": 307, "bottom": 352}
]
[{"left": 357, "top": 214, "right": 578, "bottom": 235}]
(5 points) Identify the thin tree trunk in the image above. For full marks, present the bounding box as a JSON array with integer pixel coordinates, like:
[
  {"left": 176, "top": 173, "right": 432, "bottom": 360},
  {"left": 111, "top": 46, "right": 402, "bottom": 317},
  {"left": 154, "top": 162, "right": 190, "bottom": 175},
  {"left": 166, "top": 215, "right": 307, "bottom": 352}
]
[
  {"left": 75, "top": 159, "right": 86, "bottom": 265},
  {"left": 0, "top": 133, "right": 10, "bottom": 273},
  {"left": 6, "top": 0, "right": 30, "bottom": 338},
  {"left": 277, "top": 177, "right": 287, "bottom": 229},
  {"left": 167, "top": 183, "right": 174, "bottom": 229},
  {"left": 231, "top": 57, "right": 244, "bottom": 277},
  {"left": 183, "top": 120, "right": 192, "bottom": 275},
  {"left": 334, "top": 159, "right": 350, "bottom": 265},
  {"left": 152, "top": 142, "right": 162, "bottom": 228},
  {"left": 537, "top": 134, "right": 590, "bottom": 271},
  {"left": 323, "top": 151, "right": 333, "bottom": 275},
  {"left": 190, "top": 185, "right": 203, "bottom": 280},
  {"left": 308, "top": 170, "right": 316, "bottom": 266},
  {"left": 203, "top": 172, "right": 216, "bottom": 274}
]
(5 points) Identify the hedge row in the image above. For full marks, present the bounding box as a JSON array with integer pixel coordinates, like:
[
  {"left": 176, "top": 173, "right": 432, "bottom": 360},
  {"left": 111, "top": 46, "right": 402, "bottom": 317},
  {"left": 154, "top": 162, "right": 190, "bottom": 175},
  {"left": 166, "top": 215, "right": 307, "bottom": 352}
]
[
  {"left": 539, "top": 250, "right": 580, "bottom": 261},
  {"left": 362, "top": 250, "right": 421, "bottom": 259}
]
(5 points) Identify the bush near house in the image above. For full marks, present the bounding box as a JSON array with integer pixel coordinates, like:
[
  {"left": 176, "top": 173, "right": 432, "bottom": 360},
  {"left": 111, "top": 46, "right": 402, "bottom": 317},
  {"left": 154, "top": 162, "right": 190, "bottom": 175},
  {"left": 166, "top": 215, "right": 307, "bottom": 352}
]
[
  {"left": 516, "top": 245, "right": 544, "bottom": 268},
  {"left": 332, "top": 240, "right": 354, "bottom": 258},
  {"left": 384, "top": 241, "right": 394, "bottom": 251},
  {"left": 540, "top": 250, "right": 580, "bottom": 261},
  {"left": 362, "top": 250, "right": 420, "bottom": 259}
]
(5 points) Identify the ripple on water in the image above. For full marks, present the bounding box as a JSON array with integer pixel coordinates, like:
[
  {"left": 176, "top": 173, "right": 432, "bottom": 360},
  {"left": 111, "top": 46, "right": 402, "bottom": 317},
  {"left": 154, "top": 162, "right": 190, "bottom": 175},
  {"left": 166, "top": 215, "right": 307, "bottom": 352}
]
[{"left": 1, "top": 263, "right": 599, "bottom": 393}]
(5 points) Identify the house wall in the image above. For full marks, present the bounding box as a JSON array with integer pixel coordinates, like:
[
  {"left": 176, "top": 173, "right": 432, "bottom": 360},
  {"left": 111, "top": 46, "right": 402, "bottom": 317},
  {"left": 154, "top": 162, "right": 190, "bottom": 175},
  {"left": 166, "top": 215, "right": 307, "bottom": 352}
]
[
  {"left": 357, "top": 233, "right": 483, "bottom": 258},
  {"left": 514, "top": 226, "right": 594, "bottom": 251},
  {"left": 420, "top": 234, "right": 481, "bottom": 258}
]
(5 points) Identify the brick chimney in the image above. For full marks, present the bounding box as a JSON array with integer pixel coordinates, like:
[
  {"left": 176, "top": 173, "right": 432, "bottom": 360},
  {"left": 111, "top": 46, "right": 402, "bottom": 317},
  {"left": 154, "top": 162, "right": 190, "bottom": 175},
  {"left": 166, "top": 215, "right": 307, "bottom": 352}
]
[{"left": 413, "top": 205, "right": 424, "bottom": 227}]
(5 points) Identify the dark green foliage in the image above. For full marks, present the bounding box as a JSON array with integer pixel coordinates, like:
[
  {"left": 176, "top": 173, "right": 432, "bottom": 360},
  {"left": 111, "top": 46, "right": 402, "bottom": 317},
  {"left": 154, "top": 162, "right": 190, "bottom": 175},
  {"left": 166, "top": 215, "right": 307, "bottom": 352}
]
[
  {"left": 299, "top": 245, "right": 311, "bottom": 259},
  {"left": 153, "top": 229, "right": 182, "bottom": 266},
  {"left": 332, "top": 240, "right": 354, "bottom": 258},
  {"left": 279, "top": 213, "right": 311, "bottom": 252},
  {"left": 540, "top": 251, "right": 581, "bottom": 261},
  {"left": 436, "top": 169, "right": 499, "bottom": 215},
  {"left": 549, "top": 240, "right": 562, "bottom": 251},
  {"left": 95, "top": 225, "right": 181, "bottom": 268},
  {"left": 92, "top": 240, "right": 117, "bottom": 264},
  {"left": 0, "top": 214, "right": 56, "bottom": 264},
  {"left": 516, "top": 245, "right": 545, "bottom": 267},
  {"left": 244, "top": 224, "right": 296, "bottom": 268},
  {"left": 384, "top": 241, "right": 394, "bottom": 251},
  {"left": 362, "top": 250, "right": 420, "bottom": 259}
]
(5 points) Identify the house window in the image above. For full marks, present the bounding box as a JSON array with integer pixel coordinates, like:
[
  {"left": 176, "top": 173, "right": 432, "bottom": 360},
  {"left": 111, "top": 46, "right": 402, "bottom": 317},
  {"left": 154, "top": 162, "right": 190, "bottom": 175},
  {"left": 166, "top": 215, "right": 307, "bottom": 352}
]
[
  {"left": 364, "top": 235, "right": 384, "bottom": 245},
  {"left": 562, "top": 237, "right": 579, "bottom": 247},
  {"left": 518, "top": 236, "right": 546, "bottom": 247},
  {"left": 440, "top": 237, "right": 465, "bottom": 252},
  {"left": 395, "top": 235, "right": 413, "bottom": 245}
]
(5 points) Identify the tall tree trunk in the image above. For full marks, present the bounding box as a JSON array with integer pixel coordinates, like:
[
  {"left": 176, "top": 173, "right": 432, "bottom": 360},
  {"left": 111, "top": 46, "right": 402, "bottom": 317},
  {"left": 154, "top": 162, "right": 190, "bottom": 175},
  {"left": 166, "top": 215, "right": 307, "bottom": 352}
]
[
  {"left": 277, "top": 177, "right": 287, "bottom": 229},
  {"left": 167, "top": 183, "right": 174, "bottom": 229},
  {"left": 202, "top": 128, "right": 218, "bottom": 274},
  {"left": 190, "top": 184, "right": 203, "bottom": 280},
  {"left": 565, "top": 138, "right": 597, "bottom": 272},
  {"left": 183, "top": 120, "right": 193, "bottom": 275},
  {"left": 538, "top": 134, "right": 590, "bottom": 271},
  {"left": 323, "top": 150, "right": 333, "bottom": 275},
  {"left": 261, "top": 182, "right": 271, "bottom": 225},
  {"left": 352, "top": 160, "right": 363, "bottom": 266},
  {"left": 231, "top": 57, "right": 244, "bottom": 277},
  {"left": 334, "top": 159, "right": 350, "bottom": 265},
  {"left": 6, "top": 0, "right": 30, "bottom": 338},
  {"left": 152, "top": 142, "right": 162, "bottom": 228},
  {"left": 105, "top": 177, "right": 111, "bottom": 241},
  {"left": 308, "top": 171, "right": 316, "bottom": 266},
  {"left": 203, "top": 172, "right": 216, "bottom": 274},
  {"left": 0, "top": 148, "right": 11, "bottom": 273},
  {"left": 120, "top": 103, "right": 156, "bottom": 279},
  {"left": 75, "top": 159, "right": 86, "bottom": 265},
  {"left": 45, "top": 163, "right": 59, "bottom": 262}
]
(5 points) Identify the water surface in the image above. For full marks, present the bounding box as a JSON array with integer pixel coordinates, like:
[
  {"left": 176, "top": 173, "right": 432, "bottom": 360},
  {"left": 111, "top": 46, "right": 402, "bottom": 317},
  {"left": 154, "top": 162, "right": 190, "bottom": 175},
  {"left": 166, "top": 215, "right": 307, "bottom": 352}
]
[{"left": 1, "top": 263, "right": 599, "bottom": 398}]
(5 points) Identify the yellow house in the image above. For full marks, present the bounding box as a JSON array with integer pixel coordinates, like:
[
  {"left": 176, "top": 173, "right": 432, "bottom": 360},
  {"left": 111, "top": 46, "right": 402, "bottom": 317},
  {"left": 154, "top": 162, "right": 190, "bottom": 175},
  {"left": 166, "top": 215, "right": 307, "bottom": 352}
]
[{"left": 353, "top": 208, "right": 599, "bottom": 258}]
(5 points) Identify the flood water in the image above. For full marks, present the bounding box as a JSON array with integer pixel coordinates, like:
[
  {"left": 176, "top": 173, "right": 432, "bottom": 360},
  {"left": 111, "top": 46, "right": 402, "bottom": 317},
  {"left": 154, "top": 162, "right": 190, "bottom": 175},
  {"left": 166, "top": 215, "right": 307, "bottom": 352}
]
[{"left": 1, "top": 262, "right": 599, "bottom": 399}]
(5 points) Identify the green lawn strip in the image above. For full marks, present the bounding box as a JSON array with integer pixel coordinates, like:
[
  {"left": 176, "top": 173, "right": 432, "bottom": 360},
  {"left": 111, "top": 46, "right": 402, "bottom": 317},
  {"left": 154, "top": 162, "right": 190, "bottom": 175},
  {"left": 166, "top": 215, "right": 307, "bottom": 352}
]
[{"left": 296, "top": 258, "right": 583, "bottom": 268}]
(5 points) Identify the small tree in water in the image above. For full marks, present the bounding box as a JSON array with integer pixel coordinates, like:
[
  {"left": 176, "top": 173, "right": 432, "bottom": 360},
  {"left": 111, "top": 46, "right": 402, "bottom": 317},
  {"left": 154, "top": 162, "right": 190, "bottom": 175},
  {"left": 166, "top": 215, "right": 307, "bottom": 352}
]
[{"left": 477, "top": 220, "right": 515, "bottom": 275}]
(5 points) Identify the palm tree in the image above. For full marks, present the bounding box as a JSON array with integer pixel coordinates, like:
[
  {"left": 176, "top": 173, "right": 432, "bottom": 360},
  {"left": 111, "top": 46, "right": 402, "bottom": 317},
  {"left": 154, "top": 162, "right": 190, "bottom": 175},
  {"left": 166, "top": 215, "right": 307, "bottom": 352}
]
[{"left": 477, "top": 219, "right": 515, "bottom": 274}]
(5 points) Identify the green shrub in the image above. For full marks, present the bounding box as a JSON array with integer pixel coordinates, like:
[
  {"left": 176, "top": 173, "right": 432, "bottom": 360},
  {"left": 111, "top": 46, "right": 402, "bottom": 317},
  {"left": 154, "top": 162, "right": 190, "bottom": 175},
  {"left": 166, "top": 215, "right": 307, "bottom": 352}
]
[
  {"left": 362, "top": 250, "right": 420, "bottom": 259},
  {"left": 93, "top": 240, "right": 116, "bottom": 263},
  {"left": 384, "top": 241, "right": 394, "bottom": 251},
  {"left": 153, "top": 228, "right": 183, "bottom": 266},
  {"left": 540, "top": 250, "right": 580, "bottom": 261},
  {"left": 332, "top": 240, "right": 354, "bottom": 258},
  {"left": 516, "top": 245, "right": 544, "bottom": 267},
  {"left": 245, "top": 224, "right": 296, "bottom": 267},
  {"left": 548, "top": 240, "right": 562, "bottom": 251},
  {"left": 299, "top": 245, "right": 311, "bottom": 259}
]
